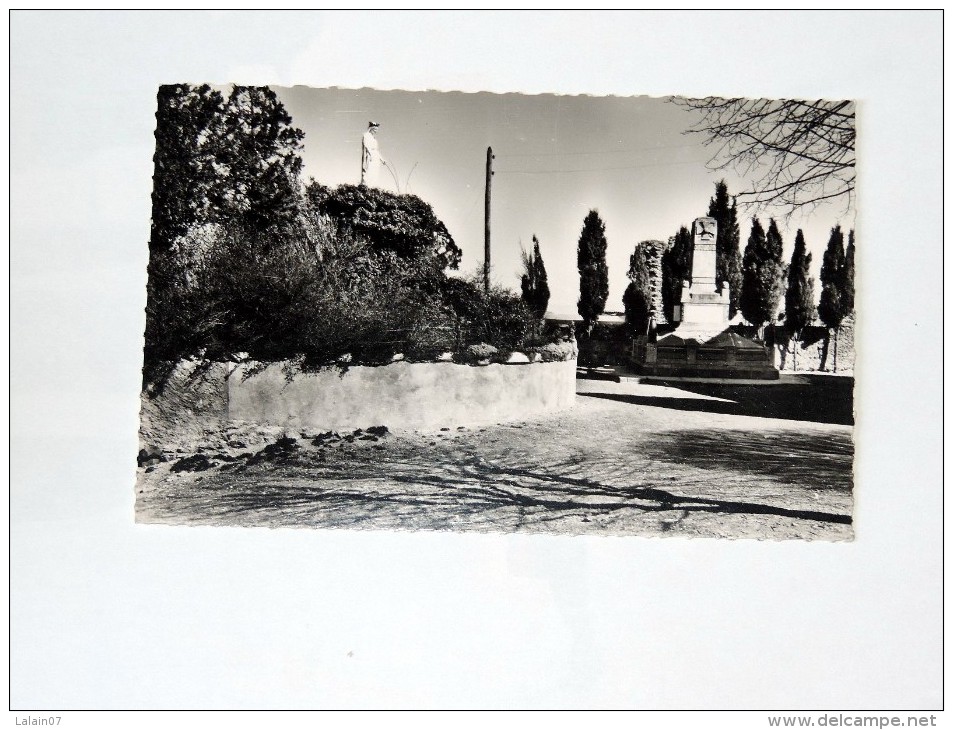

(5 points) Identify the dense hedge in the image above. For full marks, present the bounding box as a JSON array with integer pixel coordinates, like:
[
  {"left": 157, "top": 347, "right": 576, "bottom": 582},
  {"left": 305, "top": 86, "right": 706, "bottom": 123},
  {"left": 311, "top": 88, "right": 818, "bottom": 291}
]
[
  {"left": 144, "top": 210, "right": 557, "bottom": 390},
  {"left": 143, "top": 86, "right": 560, "bottom": 391}
]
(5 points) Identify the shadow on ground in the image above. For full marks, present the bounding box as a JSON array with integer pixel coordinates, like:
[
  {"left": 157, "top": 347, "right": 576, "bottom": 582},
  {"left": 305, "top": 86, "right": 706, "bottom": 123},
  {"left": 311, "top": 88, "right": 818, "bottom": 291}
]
[
  {"left": 581, "top": 377, "right": 854, "bottom": 425},
  {"left": 639, "top": 428, "right": 853, "bottom": 492},
  {"left": 144, "top": 442, "right": 852, "bottom": 530},
  {"left": 139, "top": 374, "right": 854, "bottom": 535}
]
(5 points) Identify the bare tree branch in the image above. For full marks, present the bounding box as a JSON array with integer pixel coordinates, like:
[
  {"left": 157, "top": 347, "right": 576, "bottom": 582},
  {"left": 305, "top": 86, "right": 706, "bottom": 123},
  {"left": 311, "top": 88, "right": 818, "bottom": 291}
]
[{"left": 673, "top": 96, "right": 855, "bottom": 215}]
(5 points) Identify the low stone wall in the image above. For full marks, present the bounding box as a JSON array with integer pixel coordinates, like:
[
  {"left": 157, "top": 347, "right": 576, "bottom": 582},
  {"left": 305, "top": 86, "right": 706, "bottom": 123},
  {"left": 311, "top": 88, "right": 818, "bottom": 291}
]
[
  {"left": 778, "top": 315, "right": 856, "bottom": 373},
  {"left": 139, "top": 360, "right": 231, "bottom": 451},
  {"left": 227, "top": 359, "right": 577, "bottom": 432}
]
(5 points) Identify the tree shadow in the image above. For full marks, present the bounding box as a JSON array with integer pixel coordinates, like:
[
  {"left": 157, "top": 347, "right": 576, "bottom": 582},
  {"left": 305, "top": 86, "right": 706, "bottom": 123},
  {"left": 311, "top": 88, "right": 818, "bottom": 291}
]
[
  {"left": 580, "top": 378, "right": 854, "bottom": 425},
  {"left": 639, "top": 429, "right": 853, "bottom": 492},
  {"left": 149, "top": 445, "right": 852, "bottom": 530}
]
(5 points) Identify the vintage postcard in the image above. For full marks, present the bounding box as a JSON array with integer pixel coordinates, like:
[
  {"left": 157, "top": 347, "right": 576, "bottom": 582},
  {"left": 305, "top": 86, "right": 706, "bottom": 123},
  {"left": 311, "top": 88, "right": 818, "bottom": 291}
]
[{"left": 137, "top": 85, "right": 855, "bottom": 539}]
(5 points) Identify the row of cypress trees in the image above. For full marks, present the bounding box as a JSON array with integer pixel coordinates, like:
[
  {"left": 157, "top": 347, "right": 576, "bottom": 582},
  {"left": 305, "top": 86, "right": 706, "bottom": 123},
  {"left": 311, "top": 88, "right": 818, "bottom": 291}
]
[
  {"left": 533, "top": 185, "right": 854, "bottom": 370},
  {"left": 729, "top": 209, "right": 855, "bottom": 371},
  {"left": 644, "top": 181, "right": 855, "bottom": 369},
  {"left": 521, "top": 211, "right": 610, "bottom": 336},
  {"left": 513, "top": 181, "right": 855, "bottom": 371}
]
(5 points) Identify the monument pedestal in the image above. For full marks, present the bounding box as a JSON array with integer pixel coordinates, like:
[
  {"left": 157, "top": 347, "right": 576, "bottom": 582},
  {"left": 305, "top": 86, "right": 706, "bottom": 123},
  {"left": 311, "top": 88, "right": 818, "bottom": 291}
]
[
  {"left": 632, "top": 216, "right": 779, "bottom": 380},
  {"left": 636, "top": 330, "right": 779, "bottom": 380}
]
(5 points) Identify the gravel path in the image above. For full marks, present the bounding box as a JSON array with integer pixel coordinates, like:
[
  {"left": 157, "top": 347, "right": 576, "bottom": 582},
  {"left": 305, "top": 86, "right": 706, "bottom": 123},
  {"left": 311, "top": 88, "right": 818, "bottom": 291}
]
[{"left": 136, "top": 375, "right": 854, "bottom": 540}]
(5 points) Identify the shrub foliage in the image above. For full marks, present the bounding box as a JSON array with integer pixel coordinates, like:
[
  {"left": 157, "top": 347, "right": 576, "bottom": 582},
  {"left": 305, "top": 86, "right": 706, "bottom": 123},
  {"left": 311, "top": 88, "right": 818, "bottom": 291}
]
[{"left": 144, "top": 85, "right": 562, "bottom": 391}]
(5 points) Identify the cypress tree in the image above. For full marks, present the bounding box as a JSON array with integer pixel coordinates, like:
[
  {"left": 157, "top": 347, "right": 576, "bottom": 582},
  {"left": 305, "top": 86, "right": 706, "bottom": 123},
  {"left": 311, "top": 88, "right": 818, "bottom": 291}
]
[
  {"left": 818, "top": 224, "right": 850, "bottom": 371},
  {"left": 784, "top": 229, "right": 816, "bottom": 371},
  {"left": 623, "top": 243, "right": 653, "bottom": 335},
  {"left": 661, "top": 225, "right": 692, "bottom": 324},
  {"left": 844, "top": 228, "right": 855, "bottom": 314},
  {"left": 577, "top": 210, "right": 610, "bottom": 333},
  {"left": 708, "top": 180, "right": 743, "bottom": 317},
  {"left": 145, "top": 83, "right": 227, "bottom": 386},
  {"left": 218, "top": 85, "right": 305, "bottom": 232},
  {"left": 740, "top": 217, "right": 786, "bottom": 336},
  {"left": 520, "top": 235, "right": 551, "bottom": 323},
  {"left": 149, "top": 84, "right": 225, "bottom": 253}
]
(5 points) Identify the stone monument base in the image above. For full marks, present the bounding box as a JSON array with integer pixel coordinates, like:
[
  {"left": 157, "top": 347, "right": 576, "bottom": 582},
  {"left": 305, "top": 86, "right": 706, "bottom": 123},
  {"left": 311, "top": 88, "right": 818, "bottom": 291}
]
[
  {"left": 631, "top": 328, "right": 779, "bottom": 380},
  {"left": 631, "top": 215, "right": 778, "bottom": 379}
]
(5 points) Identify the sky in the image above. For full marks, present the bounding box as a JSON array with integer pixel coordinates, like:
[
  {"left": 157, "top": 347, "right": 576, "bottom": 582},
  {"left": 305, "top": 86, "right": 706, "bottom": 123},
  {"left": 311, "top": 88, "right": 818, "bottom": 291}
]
[{"left": 276, "top": 86, "right": 855, "bottom": 315}]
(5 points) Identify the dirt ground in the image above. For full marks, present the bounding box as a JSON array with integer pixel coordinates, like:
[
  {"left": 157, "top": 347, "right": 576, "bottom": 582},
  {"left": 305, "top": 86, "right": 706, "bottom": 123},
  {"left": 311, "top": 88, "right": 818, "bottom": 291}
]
[{"left": 136, "top": 372, "right": 853, "bottom": 541}]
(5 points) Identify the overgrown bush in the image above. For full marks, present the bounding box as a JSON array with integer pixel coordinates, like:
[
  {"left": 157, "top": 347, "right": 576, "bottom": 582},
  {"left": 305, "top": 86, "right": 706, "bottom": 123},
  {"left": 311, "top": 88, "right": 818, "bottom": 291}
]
[
  {"left": 144, "top": 193, "right": 563, "bottom": 393},
  {"left": 145, "top": 216, "right": 454, "bottom": 381},
  {"left": 306, "top": 182, "right": 462, "bottom": 271},
  {"left": 440, "top": 276, "right": 534, "bottom": 354},
  {"left": 145, "top": 88, "right": 565, "bottom": 390},
  {"left": 526, "top": 340, "right": 577, "bottom": 362},
  {"left": 459, "top": 343, "right": 498, "bottom": 364}
]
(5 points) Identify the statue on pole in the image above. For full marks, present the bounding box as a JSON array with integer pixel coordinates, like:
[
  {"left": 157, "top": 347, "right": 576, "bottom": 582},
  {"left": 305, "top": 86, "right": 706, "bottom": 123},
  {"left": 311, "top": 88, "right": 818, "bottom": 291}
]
[{"left": 360, "top": 121, "right": 385, "bottom": 186}]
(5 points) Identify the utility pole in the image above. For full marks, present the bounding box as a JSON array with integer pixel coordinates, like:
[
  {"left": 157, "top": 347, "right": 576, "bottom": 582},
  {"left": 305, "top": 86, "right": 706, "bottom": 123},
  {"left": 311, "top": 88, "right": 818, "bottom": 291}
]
[{"left": 484, "top": 146, "right": 494, "bottom": 294}]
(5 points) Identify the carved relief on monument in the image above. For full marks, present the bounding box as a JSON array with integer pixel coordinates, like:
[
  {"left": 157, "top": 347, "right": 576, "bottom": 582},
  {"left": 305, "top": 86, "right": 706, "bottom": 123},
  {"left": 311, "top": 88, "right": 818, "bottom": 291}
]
[{"left": 691, "top": 216, "right": 718, "bottom": 293}]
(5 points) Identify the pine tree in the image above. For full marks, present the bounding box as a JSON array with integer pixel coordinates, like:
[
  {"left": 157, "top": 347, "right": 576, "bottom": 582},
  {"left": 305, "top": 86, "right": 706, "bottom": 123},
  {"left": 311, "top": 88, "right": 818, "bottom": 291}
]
[
  {"left": 708, "top": 180, "right": 743, "bottom": 317},
  {"left": 520, "top": 235, "right": 551, "bottom": 324},
  {"left": 217, "top": 85, "right": 305, "bottom": 231},
  {"left": 661, "top": 225, "right": 692, "bottom": 323},
  {"left": 818, "top": 224, "right": 850, "bottom": 371},
  {"left": 623, "top": 243, "right": 654, "bottom": 335},
  {"left": 740, "top": 217, "right": 786, "bottom": 336},
  {"left": 784, "top": 229, "right": 816, "bottom": 371},
  {"left": 577, "top": 210, "right": 610, "bottom": 333}
]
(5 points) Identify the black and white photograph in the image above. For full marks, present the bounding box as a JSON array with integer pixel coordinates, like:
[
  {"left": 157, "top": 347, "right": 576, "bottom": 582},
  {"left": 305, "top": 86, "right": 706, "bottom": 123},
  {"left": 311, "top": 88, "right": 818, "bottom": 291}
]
[
  {"left": 11, "top": 10, "right": 941, "bottom": 715},
  {"left": 138, "top": 86, "right": 856, "bottom": 540}
]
